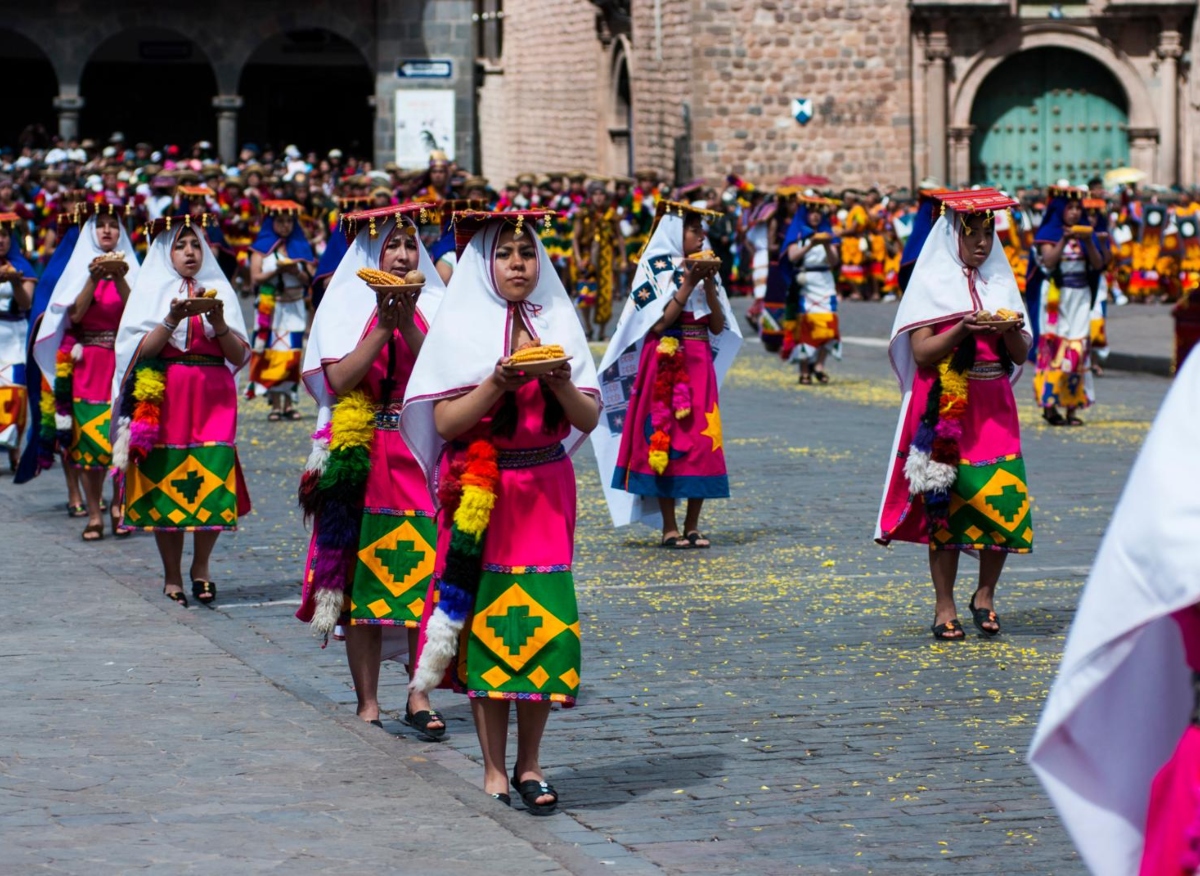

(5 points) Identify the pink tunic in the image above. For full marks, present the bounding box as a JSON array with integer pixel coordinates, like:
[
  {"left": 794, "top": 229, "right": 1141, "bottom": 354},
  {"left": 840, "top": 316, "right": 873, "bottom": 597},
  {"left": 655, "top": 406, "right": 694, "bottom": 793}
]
[
  {"left": 878, "top": 320, "right": 1030, "bottom": 552},
  {"left": 72, "top": 278, "right": 122, "bottom": 402},
  {"left": 159, "top": 317, "right": 238, "bottom": 446},
  {"left": 611, "top": 311, "right": 729, "bottom": 499},
  {"left": 416, "top": 380, "right": 583, "bottom": 704}
]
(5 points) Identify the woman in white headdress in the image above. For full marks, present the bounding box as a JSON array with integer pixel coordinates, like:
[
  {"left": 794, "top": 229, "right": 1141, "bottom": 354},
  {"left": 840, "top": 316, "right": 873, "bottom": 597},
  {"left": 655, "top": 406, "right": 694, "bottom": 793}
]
[
  {"left": 874, "top": 190, "right": 1032, "bottom": 640},
  {"left": 402, "top": 210, "right": 600, "bottom": 814},
  {"left": 33, "top": 202, "right": 140, "bottom": 540},
  {"left": 1029, "top": 351, "right": 1200, "bottom": 876},
  {"left": 593, "top": 200, "right": 742, "bottom": 547},
  {"left": 296, "top": 203, "right": 448, "bottom": 740},
  {"left": 111, "top": 214, "right": 250, "bottom": 608}
]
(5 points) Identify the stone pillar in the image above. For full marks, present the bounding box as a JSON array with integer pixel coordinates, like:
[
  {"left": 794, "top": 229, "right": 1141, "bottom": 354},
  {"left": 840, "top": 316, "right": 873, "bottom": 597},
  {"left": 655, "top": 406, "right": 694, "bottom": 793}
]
[
  {"left": 925, "top": 29, "right": 951, "bottom": 186},
  {"left": 1128, "top": 127, "right": 1161, "bottom": 180},
  {"left": 212, "top": 95, "right": 244, "bottom": 166},
  {"left": 53, "top": 95, "right": 84, "bottom": 142},
  {"left": 1156, "top": 25, "right": 1183, "bottom": 186},
  {"left": 948, "top": 125, "right": 974, "bottom": 187}
]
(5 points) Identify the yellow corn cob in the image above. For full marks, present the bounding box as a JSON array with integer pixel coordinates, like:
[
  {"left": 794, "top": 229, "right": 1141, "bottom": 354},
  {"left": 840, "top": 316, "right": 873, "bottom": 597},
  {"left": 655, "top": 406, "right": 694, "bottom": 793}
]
[
  {"left": 356, "top": 267, "right": 406, "bottom": 285},
  {"left": 508, "top": 344, "right": 566, "bottom": 364}
]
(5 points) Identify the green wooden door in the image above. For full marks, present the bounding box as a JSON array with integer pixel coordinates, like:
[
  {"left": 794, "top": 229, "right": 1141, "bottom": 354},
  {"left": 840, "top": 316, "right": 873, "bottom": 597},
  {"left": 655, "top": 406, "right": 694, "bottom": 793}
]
[{"left": 969, "top": 48, "right": 1128, "bottom": 190}]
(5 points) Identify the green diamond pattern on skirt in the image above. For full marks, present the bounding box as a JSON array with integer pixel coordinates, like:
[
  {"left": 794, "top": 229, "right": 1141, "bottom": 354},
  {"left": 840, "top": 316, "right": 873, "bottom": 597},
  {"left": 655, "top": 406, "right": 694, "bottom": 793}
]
[
  {"left": 467, "top": 570, "right": 581, "bottom": 704},
  {"left": 124, "top": 443, "right": 237, "bottom": 531},
  {"left": 934, "top": 455, "right": 1033, "bottom": 553},
  {"left": 349, "top": 512, "right": 437, "bottom": 627},
  {"left": 70, "top": 399, "right": 112, "bottom": 469}
]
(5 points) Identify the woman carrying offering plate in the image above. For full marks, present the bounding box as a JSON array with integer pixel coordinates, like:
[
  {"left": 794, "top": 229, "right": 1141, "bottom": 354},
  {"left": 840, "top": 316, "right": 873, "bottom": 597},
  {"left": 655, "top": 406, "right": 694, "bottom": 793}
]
[
  {"left": 1030, "top": 186, "right": 1104, "bottom": 426},
  {"left": 297, "top": 203, "right": 448, "bottom": 740},
  {"left": 248, "top": 200, "right": 315, "bottom": 421},
  {"left": 594, "top": 201, "right": 742, "bottom": 549},
  {"left": 111, "top": 214, "right": 251, "bottom": 607},
  {"left": 780, "top": 192, "right": 842, "bottom": 384},
  {"left": 875, "top": 189, "right": 1032, "bottom": 640},
  {"left": 33, "top": 202, "right": 141, "bottom": 540},
  {"left": 403, "top": 209, "right": 600, "bottom": 814}
]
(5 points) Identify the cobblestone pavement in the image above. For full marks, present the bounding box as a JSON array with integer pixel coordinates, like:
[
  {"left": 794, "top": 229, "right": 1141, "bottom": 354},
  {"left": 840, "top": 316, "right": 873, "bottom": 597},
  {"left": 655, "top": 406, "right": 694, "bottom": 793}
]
[{"left": 2, "top": 299, "right": 1172, "bottom": 874}]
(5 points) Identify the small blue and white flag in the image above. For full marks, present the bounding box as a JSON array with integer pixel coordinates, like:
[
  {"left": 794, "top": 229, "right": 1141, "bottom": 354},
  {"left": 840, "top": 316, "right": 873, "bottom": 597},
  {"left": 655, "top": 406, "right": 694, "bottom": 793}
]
[{"left": 791, "top": 98, "right": 814, "bottom": 126}]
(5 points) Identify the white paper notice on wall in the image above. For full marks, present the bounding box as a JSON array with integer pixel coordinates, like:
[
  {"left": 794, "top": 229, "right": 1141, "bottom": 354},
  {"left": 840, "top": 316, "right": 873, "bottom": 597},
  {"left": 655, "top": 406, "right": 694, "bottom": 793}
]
[{"left": 395, "top": 89, "right": 457, "bottom": 168}]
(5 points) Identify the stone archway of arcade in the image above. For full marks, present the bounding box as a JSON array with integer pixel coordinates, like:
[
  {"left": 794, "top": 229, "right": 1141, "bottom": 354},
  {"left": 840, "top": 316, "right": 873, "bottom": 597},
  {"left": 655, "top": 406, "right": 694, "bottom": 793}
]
[
  {"left": 0, "top": 28, "right": 59, "bottom": 150},
  {"left": 78, "top": 27, "right": 219, "bottom": 152},
  {"left": 237, "top": 29, "right": 375, "bottom": 161}
]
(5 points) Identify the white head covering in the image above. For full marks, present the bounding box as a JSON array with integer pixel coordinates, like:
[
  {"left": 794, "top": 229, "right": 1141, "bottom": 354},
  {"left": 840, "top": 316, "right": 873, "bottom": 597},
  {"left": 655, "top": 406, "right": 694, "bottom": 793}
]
[
  {"left": 301, "top": 216, "right": 445, "bottom": 418},
  {"left": 111, "top": 221, "right": 248, "bottom": 431},
  {"left": 1029, "top": 352, "right": 1200, "bottom": 876},
  {"left": 591, "top": 210, "right": 743, "bottom": 527},
  {"left": 401, "top": 218, "right": 600, "bottom": 496},
  {"left": 32, "top": 214, "right": 140, "bottom": 377},
  {"left": 872, "top": 212, "right": 1029, "bottom": 542}
]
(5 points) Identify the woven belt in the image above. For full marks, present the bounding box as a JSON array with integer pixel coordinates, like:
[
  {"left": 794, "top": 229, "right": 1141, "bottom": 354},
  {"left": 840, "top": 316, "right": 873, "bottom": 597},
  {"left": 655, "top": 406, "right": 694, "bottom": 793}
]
[
  {"left": 967, "top": 362, "right": 1006, "bottom": 380},
  {"left": 496, "top": 443, "right": 566, "bottom": 469},
  {"left": 374, "top": 401, "right": 404, "bottom": 431},
  {"left": 167, "top": 354, "right": 225, "bottom": 367},
  {"left": 78, "top": 330, "right": 116, "bottom": 349},
  {"left": 680, "top": 324, "right": 710, "bottom": 342}
]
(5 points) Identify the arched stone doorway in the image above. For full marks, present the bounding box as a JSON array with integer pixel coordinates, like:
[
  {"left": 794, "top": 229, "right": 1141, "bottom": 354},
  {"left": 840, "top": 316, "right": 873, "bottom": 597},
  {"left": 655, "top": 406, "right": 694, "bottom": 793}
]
[
  {"left": 968, "top": 47, "right": 1130, "bottom": 190},
  {"left": 0, "top": 28, "right": 57, "bottom": 149},
  {"left": 80, "top": 28, "right": 217, "bottom": 147},
  {"left": 238, "top": 29, "right": 373, "bottom": 157},
  {"left": 606, "top": 42, "right": 633, "bottom": 177}
]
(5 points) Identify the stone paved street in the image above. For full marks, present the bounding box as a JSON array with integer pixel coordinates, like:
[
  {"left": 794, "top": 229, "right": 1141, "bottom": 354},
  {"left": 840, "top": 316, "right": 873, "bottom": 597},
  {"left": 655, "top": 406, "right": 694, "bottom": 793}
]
[{"left": 1, "top": 299, "right": 1172, "bottom": 874}]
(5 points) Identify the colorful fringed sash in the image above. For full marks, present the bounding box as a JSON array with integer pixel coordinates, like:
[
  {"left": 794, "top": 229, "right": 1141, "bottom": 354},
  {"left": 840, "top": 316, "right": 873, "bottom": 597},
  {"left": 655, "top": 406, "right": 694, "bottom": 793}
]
[
  {"left": 110, "top": 359, "right": 166, "bottom": 471},
  {"left": 411, "top": 439, "right": 499, "bottom": 693},
  {"left": 903, "top": 353, "right": 969, "bottom": 534},
  {"left": 52, "top": 346, "right": 76, "bottom": 448},
  {"left": 647, "top": 331, "right": 692, "bottom": 475},
  {"left": 298, "top": 390, "right": 375, "bottom": 636}
]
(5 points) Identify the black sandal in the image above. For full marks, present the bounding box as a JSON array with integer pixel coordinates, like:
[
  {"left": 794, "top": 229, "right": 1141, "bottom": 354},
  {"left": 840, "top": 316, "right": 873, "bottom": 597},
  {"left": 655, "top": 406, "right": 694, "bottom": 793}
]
[
  {"left": 191, "top": 579, "right": 217, "bottom": 607},
  {"left": 81, "top": 522, "right": 105, "bottom": 542},
  {"left": 490, "top": 792, "right": 512, "bottom": 807},
  {"left": 813, "top": 369, "right": 830, "bottom": 384},
  {"left": 685, "top": 531, "right": 711, "bottom": 549},
  {"left": 798, "top": 372, "right": 813, "bottom": 385},
  {"left": 111, "top": 507, "right": 131, "bottom": 538},
  {"left": 930, "top": 618, "right": 965, "bottom": 640},
  {"left": 511, "top": 770, "right": 559, "bottom": 816},
  {"left": 404, "top": 706, "right": 447, "bottom": 741},
  {"left": 1065, "top": 415, "right": 1085, "bottom": 427},
  {"left": 67, "top": 503, "right": 87, "bottom": 518},
  {"left": 283, "top": 409, "right": 302, "bottom": 421},
  {"left": 969, "top": 594, "right": 1001, "bottom": 637},
  {"left": 163, "top": 584, "right": 188, "bottom": 608},
  {"left": 1042, "top": 408, "right": 1065, "bottom": 426},
  {"left": 267, "top": 411, "right": 282, "bottom": 422},
  {"left": 660, "top": 534, "right": 690, "bottom": 549}
]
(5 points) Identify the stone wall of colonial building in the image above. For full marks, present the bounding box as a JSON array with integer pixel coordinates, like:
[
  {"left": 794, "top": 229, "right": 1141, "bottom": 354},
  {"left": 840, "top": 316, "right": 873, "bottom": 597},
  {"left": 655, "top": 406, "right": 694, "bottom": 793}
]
[
  {"left": 684, "top": 0, "right": 912, "bottom": 186},
  {"left": 479, "top": 0, "right": 1199, "bottom": 191},
  {"left": 476, "top": 0, "right": 605, "bottom": 185}
]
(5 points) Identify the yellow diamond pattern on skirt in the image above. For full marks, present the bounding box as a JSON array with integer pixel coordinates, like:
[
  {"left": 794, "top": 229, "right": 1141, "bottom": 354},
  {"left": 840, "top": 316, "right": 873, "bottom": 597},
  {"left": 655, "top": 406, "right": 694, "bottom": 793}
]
[
  {"left": 124, "top": 444, "right": 237, "bottom": 531},
  {"left": 467, "top": 570, "right": 581, "bottom": 704},
  {"left": 937, "top": 455, "right": 1033, "bottom": 552},
  {"left": 70, "top": 400, "right": 112, "bottom": 469},
  {"left": 473, "top": 583, "right": 568, "bottom": 673},
  {"left": 349, "top": 513, "right": 436, "bottom": 627}
]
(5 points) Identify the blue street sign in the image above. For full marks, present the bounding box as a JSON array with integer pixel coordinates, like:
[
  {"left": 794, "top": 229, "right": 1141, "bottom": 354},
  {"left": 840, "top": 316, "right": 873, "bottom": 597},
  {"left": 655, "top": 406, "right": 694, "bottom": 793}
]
[
  {"left": 792, "top": 98, "right": 814, "bottom": 126},
  {"left": 397, "top": 59, "right": 453, "bottom": 79}
]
